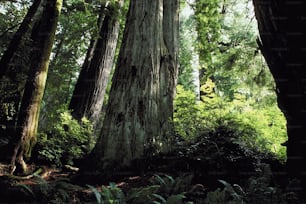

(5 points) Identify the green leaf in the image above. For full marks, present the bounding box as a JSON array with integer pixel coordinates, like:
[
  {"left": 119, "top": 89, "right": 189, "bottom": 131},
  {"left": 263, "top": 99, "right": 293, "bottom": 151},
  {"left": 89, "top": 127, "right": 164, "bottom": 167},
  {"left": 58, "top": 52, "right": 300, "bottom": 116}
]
[
  {"left": 87, "top": 185, "right": 102, "bottom": 204},
  {"left": 152, "top": 193, "right": 167, "bottom": 203},
  {"left": 166, "top": 194, "right": 186, "bottom": 204}
]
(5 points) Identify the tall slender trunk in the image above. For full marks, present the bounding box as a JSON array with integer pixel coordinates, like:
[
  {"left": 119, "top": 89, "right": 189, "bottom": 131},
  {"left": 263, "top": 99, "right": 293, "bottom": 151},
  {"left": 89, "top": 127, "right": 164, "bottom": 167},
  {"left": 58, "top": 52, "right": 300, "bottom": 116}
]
[
  {"left": 91, "top": 0, "right": 179, "bottom": 169},
  {"left": 10, "top": 0, "right": 62, "bottom": 174},
  {"left": 160, "top": 0, "right": 179, "bottom": 149},
  {"left": 0, "top": 0, "right": 45, "bottom": 162},
  {"left": 0, "top": 0, "right": 41, "bottom": 78},
  {"left": 69, "top": 0, "right": 123, "bottom": 128}
]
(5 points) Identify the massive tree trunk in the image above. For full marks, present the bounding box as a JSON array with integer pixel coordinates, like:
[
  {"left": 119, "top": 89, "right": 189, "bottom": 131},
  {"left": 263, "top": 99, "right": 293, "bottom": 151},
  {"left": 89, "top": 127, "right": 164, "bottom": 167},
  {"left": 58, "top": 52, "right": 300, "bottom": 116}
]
[
  {"left": 0, "top": 0, "right": 42, "bottom": 78},
  {"left": 91, "top": 0, "right": 179, "bottom": 169},
  {"left": 253, "top": 0, "right": 306, "bottom": 191},
  {"left": 10, "top": 0, "right": 62, "bottom": 174},
  {"left": 69, "top": 0, "right": 124, "bottom": 127}
]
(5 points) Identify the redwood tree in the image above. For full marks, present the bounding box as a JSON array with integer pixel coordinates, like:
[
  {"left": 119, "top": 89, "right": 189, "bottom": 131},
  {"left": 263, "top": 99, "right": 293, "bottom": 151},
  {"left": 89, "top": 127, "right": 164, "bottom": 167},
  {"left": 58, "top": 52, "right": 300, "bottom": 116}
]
[
  {"left": 0, "top": 0, "right": 44, "bottom": 162},
  {"left": 0, "top": 0, "right": 42, "bottom": 78},
  {"left": 253, "top": 0, "right": 306, "bottom": 191},
  {"left": 69, "top": 0, "right": 124, "bottom": 128},
  {"left": 10, "top": 0, "right": 63, "bottom": 174},
  {"left": 91, "top": 0, "right": 179, "bottom": 169}
]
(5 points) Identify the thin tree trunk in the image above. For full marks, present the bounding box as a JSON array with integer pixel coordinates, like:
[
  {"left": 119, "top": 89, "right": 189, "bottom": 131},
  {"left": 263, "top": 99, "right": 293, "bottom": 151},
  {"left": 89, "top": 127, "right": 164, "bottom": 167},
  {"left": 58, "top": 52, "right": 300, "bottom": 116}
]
[
  {"left": 91, "top": 0, "right": 179, "bottom": 169},
  {"left": 0, "top": 0, "right": 41, "bottom": 78},
  {"left": 68, "top": 9, "right": 104, "bottom": 119},
  {"left": 10, "top": 0, "right": 63, "bottom": 174},
  {"left": 160, "top": 0, "right": 179, "bottom": 150},
  {"left": 69, "top": 0, "right": 123, "bottom": 127}
]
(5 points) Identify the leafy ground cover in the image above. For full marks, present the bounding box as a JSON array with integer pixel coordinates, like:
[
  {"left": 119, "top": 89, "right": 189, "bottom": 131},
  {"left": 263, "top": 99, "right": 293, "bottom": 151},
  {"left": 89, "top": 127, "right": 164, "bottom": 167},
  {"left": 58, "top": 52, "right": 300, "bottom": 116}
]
[{"left": 0, "top": 129, "right": 303, "bottom": 204}]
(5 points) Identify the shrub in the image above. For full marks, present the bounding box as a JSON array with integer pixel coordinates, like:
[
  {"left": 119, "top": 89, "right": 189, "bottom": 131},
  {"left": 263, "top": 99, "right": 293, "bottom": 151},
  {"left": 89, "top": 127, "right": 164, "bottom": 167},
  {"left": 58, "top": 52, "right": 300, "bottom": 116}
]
[
  {"left": 173, "top": 84, "right": 287, "bottom": 161},
  {"left": 35, "top": 110, "right": 95, "bottom": 167}
]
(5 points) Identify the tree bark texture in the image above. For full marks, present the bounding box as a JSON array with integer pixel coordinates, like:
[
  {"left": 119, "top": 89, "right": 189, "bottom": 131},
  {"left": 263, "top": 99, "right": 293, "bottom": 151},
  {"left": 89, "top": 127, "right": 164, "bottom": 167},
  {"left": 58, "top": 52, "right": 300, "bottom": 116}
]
[
  {"left": 253, "top": 0, "right": 306, "bottom": 191},
  {"left": 0, "top": 0, "right": 42, "bottom": 78},
  {"left": 69, "top": 0, "right": 123, "bottom": 127},
  {"left": 0, "top": 0, "right": 46, "bottom": 162},
  {"left": 91, "top": 0, "right": 179, "bottom": 169},
  {"left": 10, "top": 0, "right": 62, "bottom": 174}
]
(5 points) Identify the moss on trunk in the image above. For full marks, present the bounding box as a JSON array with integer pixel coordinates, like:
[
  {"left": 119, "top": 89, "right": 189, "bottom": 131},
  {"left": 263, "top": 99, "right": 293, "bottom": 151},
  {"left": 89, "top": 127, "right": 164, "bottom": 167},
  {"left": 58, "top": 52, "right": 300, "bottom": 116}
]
[{"left": 10, "top": 0, "right": 63, "bottom": 174}]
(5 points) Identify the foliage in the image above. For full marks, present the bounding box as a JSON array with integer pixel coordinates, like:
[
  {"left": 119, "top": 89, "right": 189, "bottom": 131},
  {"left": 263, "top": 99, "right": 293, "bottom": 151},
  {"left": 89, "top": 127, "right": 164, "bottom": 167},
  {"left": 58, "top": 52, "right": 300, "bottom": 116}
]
[
  {"left": 174, "top": 83, "right": 287, "bottom": 161},
  {"left": 187, "top": 0, "right": 287, "bottom": 163},
  {"left": 126, "top": 185, "right": 160, "bottom": 204},
  {"left": 31, "top": 176, "right": 82, "bottom": 203},
  {"left": 129, "top": 174, "right": 190, "bottom": 204},
  {"left": 0, "top": 1, "right": 38, "bottom": 143},
  {"left": 0, "top": 1, "right": 29, "bottom": 53},
  {"left": 88, "top": 182, "right": 125, "bottom": 204},
  {"left": 193, "top": 0, "right": 274, "bottom": 101},
  {"left": 204, "top": 164, "right": 299, "bottom": 204},
  {"left": 178, "top": 12, "right": 197, "bottom": 91},
  {"left": 193, "top": 0, "right": 221, "bottom": 72},
  {"left": 174, "top": 85, "right": 202, "bottom": 139},
  {"left": 35, "top": 109, "right": 94, "bottom": 166},
  {"left": 205, "top": 180, "right": 245, "bottom": 204},
  {"left": 39, "top": 0, "right": 97, "bottom": 128},
  {"left": 88, "top": 175, "right": 190, "bottom": 204},
  {"left": 149, "top": 174, "right": 193, "bottom": 197}
]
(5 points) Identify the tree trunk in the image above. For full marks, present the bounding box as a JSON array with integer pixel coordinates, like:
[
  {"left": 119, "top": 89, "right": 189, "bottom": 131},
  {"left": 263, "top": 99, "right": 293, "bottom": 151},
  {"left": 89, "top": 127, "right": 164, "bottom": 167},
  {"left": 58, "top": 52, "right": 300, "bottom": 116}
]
[
  {"left": 69, "top": 0, "right": 123, "bottom": 128},
  {"left": 10, "top": 0, "right": 62, "bottom": 174},
  {"left": 253, "top": 0, "right": 306, "bottom": 192},
  {"left": 91, "top": 0, "right": 179, "bottom": 169},
  {"left": 0, "top": 0, "right": 45, "bottom": 162},
  {"left": 0, "top": 0, "right": 42, "bottom": 78}
]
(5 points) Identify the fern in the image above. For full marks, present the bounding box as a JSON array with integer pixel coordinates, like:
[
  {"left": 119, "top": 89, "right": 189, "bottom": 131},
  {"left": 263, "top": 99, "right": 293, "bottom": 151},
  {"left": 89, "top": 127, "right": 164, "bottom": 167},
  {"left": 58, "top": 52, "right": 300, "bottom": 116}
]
[
  {"left": 126, "top": 185, "right": 160, "bottom": 204},
  {"left": 87, "top": 185, "right": 102, "bottom": 204},
  {"left": 149, "top": 174, "right": 193, "bottom": 196},
  {"left": 16, "top": 183, "right": 35, "bottom": 198}
]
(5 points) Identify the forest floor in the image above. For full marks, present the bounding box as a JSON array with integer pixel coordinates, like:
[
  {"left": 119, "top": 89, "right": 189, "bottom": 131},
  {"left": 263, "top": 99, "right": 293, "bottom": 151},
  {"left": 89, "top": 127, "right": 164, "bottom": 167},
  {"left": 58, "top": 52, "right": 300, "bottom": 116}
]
[
  {"left": 0, "top": 135, "right": 304, "bottom": 203},
  {"left": 0, "top": 161, "right": 210, "bottom": 203}
]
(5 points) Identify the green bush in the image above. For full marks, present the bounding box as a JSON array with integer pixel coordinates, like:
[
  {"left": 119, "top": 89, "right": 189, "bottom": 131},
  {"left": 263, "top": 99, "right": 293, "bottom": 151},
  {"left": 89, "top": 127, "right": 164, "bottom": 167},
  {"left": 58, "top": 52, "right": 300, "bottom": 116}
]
[
  {"left": 35, "top": 110, "right": 95, "bottom": 167},
  {"left": 174, "top": 84, "right": 287, "bottom": 161}
]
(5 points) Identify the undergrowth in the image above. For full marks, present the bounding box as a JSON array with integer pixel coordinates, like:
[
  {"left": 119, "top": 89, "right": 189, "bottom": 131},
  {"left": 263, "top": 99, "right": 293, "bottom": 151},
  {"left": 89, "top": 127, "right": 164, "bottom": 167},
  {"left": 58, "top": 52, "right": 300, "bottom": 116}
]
[{"left": 34, "top": 109, "right": 95, "bottom": 167}]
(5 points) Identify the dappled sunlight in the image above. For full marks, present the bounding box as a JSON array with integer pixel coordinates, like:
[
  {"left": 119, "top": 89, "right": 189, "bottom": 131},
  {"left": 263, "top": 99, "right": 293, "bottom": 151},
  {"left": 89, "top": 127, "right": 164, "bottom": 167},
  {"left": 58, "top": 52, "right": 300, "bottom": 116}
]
[
  {"left": 2, "top": 0, "right": 305, "bottom": 203},
  {"left": 176, "top": 0, "right": 287, "bottom": 161}
]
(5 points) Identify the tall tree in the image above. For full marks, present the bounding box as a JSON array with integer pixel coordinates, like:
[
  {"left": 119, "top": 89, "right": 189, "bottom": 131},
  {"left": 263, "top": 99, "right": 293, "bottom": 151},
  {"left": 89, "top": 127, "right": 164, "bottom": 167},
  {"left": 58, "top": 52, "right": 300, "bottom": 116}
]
[
  {"left": 10, "top": 0, "right": 63, "bottom": 174},
  {"left": 193, "top": 0, "right": 221, "bottom": 82},
  {"left": 0, "top": 0, "right": 45, "bottom": 161},
  {"left": 69, "top": 0, "right": 124, "bottom": 127},
  {"left": 0, "top": 0, "right": 41, "bottom": 78},
  {"left": 38, "top": 1, "right": 97, "bottom": 130},
  {"left": 91, "top": 0, "right": 179, "bottom": 169},
  {"left": 253, "top": 0, "right": 306, "bottom": 192}
]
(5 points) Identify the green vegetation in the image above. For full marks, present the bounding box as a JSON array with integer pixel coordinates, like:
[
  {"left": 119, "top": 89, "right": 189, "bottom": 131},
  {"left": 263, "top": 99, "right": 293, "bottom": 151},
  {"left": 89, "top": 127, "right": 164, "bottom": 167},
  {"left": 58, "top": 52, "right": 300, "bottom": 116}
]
[
  {"left": 0, "top": 0, "right": 297, "bottom": 203},
  {"left": 88, "top": 175, "right": 191, "bottom": 204},
  {"left": 175, "top": 0, "right": 287, "bottom": 161},
  {"left": 35, "top": 109, "right": 94, "bottom": 166},
  {"left": 174, "top": 83, "right": 287, "bottom": 161}
]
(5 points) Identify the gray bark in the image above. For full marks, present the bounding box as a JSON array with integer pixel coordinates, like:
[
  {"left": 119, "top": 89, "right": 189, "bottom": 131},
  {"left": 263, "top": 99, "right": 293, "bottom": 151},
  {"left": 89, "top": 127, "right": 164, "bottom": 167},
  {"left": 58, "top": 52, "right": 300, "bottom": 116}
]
[
  {"left": 69, "top": 0, "right": 123, "bottom": 128},
  {"left": 92, "top": 0, "right": 179, "bottom": 169}
]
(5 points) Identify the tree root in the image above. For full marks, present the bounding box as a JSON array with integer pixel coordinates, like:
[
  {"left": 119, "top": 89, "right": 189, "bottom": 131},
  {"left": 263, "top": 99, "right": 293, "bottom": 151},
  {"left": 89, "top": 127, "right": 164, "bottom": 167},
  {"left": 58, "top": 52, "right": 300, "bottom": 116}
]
[{"left": 2, "top": 168, "right": 43, "bottom": 180}]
